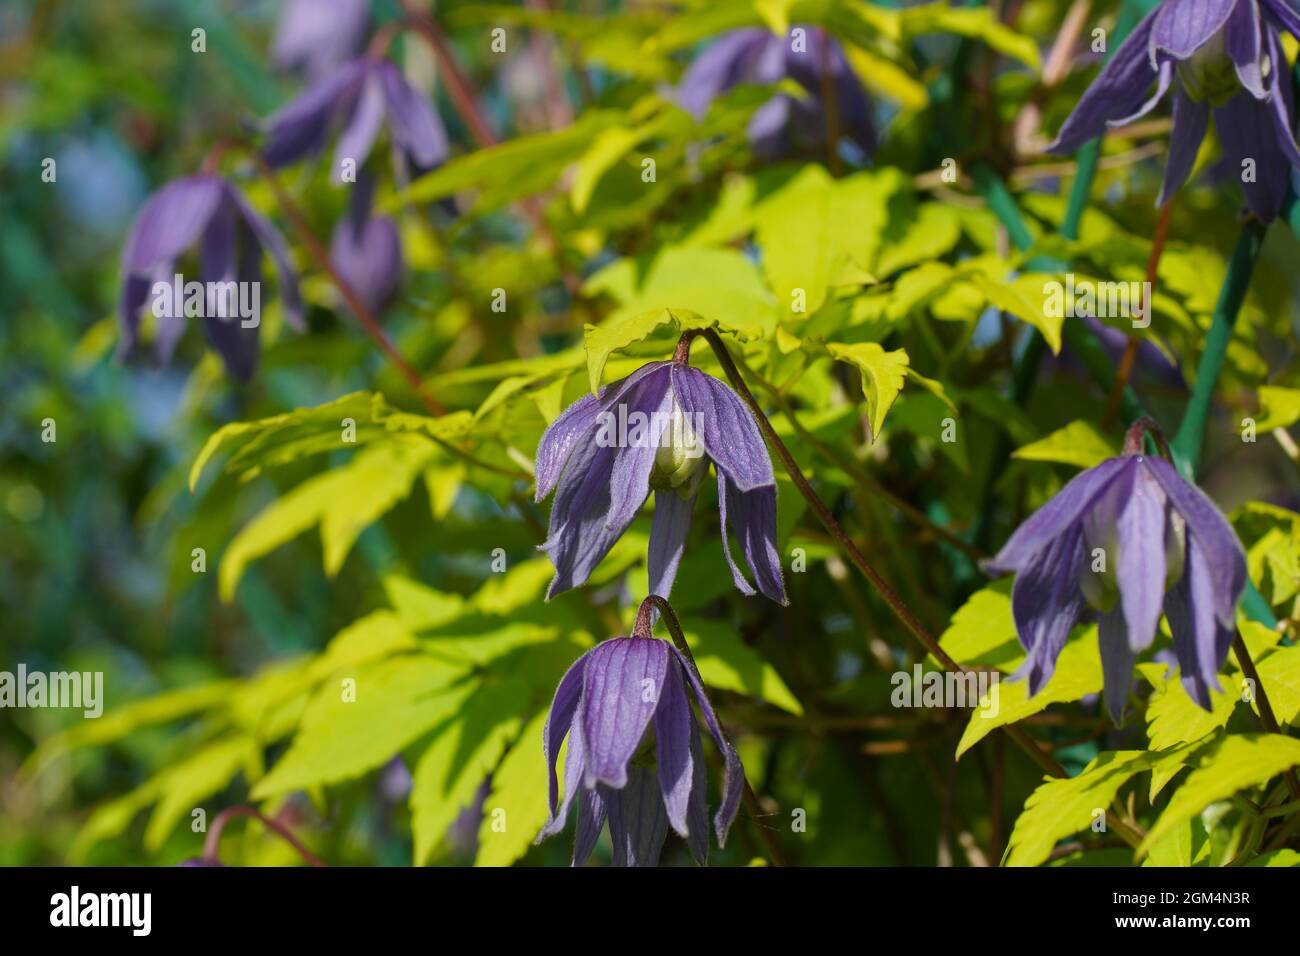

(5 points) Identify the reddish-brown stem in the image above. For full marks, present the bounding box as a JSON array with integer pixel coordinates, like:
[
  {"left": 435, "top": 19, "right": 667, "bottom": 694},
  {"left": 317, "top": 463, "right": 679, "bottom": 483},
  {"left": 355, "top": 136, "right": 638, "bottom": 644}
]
[
  {"left": 679, "top": 330, "right": 1146, "bottom": 847},
  {"left": 1232, "top": 633, "right": 1300, "bottom": 800},
  {"left": 1102, "top": 199, "right": 1174, "bottom": 427},
  {"left": 817, "top": 28, "right": 842, "bottom": 177},
  {"left": 202, "top": 805, "right": 327, "bottom": 867},
  {"left": 248, "top": 153, "right": 446, "bottom": 416},
  {"left": 1122, "top": 415, "right": 1173, "bottom": 461},
  {"left": 398, "top": 3, "right": 498, "bottom": 148}
]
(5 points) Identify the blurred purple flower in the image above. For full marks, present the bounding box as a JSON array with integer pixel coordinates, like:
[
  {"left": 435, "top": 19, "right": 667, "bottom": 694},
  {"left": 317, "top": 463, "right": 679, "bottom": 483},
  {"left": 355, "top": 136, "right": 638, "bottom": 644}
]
[
  {"left": 1049, "top": 0, "right": 1300, "bottom": 220},
  {"left": 536, "top": 360, "right": 787, "bottom": 605},
  {"left": 676, "top": 27, "right": 876, "bottom": 159},
  {"left": 536, "top": 636, "right": 744, "bottom": 866},
  {"left": 984, "top": 436, "right": 1247, "bottom": 722},
  {"left": 1082, "top": 315, "right": 1186, "bottom": 390},
  {"left": 272, "top": 0, "right": 372, "bottom": 81},
  {"left": 118, "top": 174, "right": 304, "bottom": 382},
  {"left": 260, "top": 57, "right": 448, "bottom": 181},
  {"left": 329, "top": 174, "right": 403, "bottom": 315}
]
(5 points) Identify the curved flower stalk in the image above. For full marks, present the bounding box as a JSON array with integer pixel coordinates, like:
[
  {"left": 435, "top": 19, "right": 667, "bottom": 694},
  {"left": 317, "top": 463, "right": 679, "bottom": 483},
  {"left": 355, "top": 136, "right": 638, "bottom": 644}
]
[
  {"left": 983, "top": 419, "right": 1247, "bottom": 723},
  {"left": 535, "top": 355, "right": 787, "bottom": 605},
  {"left": 676, "top": 27, "right": 876, "bottom": 159},
  {"left": 260, "top": 55, "right": 449, "bottom": 182},
  {"left": 117, "top": 174, "right": 304, "bottom": 382},
  {"left": 272, "top": 0, "right": 372, "bottom": 81},
  {"left": 329, "top": 174, "right": 403, "bottom": 317},
  {"left": 1049, "top": 0, "right": 1300, "bottom": 220},
  {"left": 536, "top": 598, "right": 744, "bottom": 866}
]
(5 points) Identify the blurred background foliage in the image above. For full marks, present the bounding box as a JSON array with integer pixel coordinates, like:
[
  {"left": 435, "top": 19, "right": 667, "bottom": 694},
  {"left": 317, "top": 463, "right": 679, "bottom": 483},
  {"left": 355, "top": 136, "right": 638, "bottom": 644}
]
[{"left": 2, "top": 0, "right": 1299, "bottom": 867}]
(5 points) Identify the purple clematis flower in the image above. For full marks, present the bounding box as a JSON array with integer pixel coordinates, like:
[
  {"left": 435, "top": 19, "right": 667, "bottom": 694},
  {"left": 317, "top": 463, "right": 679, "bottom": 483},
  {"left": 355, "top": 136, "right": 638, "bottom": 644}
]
[
  {"left": 535, "top": 359, "right": 787, "bottom": 605},
  {"left": 260, "top": 56, "right": 449, "bottom": 181},
  {"left": 676, "top": 27, "right": 876, "bottom": 159},
  {"left": 329, "top": 174, "right": 403, "bottom": 316},
  {"left": 536, "top": 635, "right": 744, "bottom": 866},
  {"left": 118, "top": 174, "right": 304, "bottom": 382},
  {"left": 1049, "top": 0, "right": 1300, "bottom": 221},
  {"left": 272, "top": 0, "right": 372, "bottom": 81},
  {"left": 984, "top": 423, "right": 1247, "bottom": 722}
]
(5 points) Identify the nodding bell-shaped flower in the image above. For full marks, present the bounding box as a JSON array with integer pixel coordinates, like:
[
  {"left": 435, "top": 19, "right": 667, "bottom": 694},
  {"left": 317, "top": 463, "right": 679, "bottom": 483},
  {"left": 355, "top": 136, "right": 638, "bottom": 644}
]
[
  {"left": 676, "top": 27, "right": 876, "bottom": 159},
  {"left": 535, "top": 350, "right": 787, "bottom": 605},
  {"left": 117, "top": 174, "right": 304, "bottom": 382},
  {"left": 329, "top": 174, "right": 403, "bottom": 316},
  {"left": 1049, "top": 0, "right": 1300, "bottom": 220},
  {"left": 983, "top": 419, "right": 1247, "bottom": 723},
  {"left": 535, "top": 599, "right": 745, "bottom": 866},
  {"left": 260, "top": 56, "right": 448, "bottom": 181}
]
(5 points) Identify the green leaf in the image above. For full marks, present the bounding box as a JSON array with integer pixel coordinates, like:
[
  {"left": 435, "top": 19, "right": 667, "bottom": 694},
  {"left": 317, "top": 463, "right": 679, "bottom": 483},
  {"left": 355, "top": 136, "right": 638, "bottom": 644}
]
[
  {"left": 411, "top": 675, "right": 528, "bottom": 865},
  {"left": 825, "top": 342, "right": 909, "bottom": 441},
  {"left": 683, "top": 619, "right": 802, "bottom": 715},
  {"left": 144, "top": 736, "right": 260, "bottom": 852},
  {"left": 570, "top": 125, "right": 646, "bottom": 215},
  {"left": 1142, "top": 734, "right": 1300, "bottom": 854},
  {"left": 934, "top": 580, "right": 1020, "bottom": 669},
  {"left": 251, "top": 655, "right": 469, "bottom": 799},
  {"left": 899, "top": 3, "right": 1042, "bottom": 69},
  {"left": 969, "top": 272, "right": 1065, "bottom": 354},
  {"left": 474, "top": 708, "right": 550, "bottom": 867},
  {"left": 957, "top": 629, "right": 1102, "bottom": 758},
  {"left": 1246, "top": 849, "right": 1300, "bottom": 866},
  {"left": 1256, "top": 386, "right": 1300, "bottom": 433},
  {"left": 1013, "top": 420, "right": 1118, "bottom": 470},
  {"left": 1141, "top": 662, "right": 1238, "bottom": 753},
  {"left": 1254, "top": 644, "right": 1300, "bottom": 726},
  {"left": 583, "top": 306, "right": 749, "bottom": 394}
]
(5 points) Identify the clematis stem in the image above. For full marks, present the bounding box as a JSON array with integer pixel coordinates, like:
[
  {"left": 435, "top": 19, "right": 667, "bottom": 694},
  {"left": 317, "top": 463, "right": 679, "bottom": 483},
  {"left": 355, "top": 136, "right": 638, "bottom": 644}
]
[
  {"left": 637, "top": 594, "right": 791, "bottom": 867},
  {"left": 202, "top": 805, "right": 327, "bottom": 867},
  {"left": 1121, "top": 416, "right": 1173, "bottom": 461},
  {"left": 684, "top": 330, "right": 1147, "bottom": 850},
  {"left": 1101, "top": 199, "right": 1174, "bottom": 428},
  {"left": 1231, "top": 632, "right": 1300, "bottom": 799}
]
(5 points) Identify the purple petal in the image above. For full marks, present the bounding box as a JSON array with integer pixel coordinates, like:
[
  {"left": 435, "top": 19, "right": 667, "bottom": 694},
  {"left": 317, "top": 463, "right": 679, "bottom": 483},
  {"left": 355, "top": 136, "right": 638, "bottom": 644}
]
[
  {"left": 1160, "top": 88, "right": 1210, "bottom": 204},
  {"left": 1116, "top": 462, "right": 1170, "bottom": 652},
  {"left": 716, "top": 471, "right": 757, "bottom": 598},
  {"left": 334, "top": 67, "right": 387, "bottom": 182},
  {"left": 1265, "top": 26, "right": 1300, "bottom": 164},
  {"left": 648, "top": 489, "right": 696, "bottom": 600},
  {"left": 228, "top": 188, "right": 305, "bottom": 330},
  {"left": 272, "top": 0, "right": 370, "bottom": 80},
  {"left": 1213, "top": 91, "right": 1290, "bottom": 219},
  {"left": 603, "top": 368, "right": 673, "bottom": 531},
  {"left": 1108, "top": 57, "right": 1174, "bottom": 126},
  {"left": 120, "top": 175, "right": 225, "bottom": 276},
  {"left": 670, "top": 645, "right": 744, "bottom": 847},
  {"left": 1225, "top": 0, "right": 1266, "bottom": 96},
  {"left": 722, "top": 476, "right": 788, "bottom": 604},
  {"left": 535, "top": 394, "right": 601, "bottom": 502},
  {"left": 676, "top": 29, "right": 769, "bottom": 120},
  {"left": 1098, "top": 607, "right": 1137, "bottom": 724},
  {"left": 1048, "top": 9, "right": 1162, "bottom": 153},
  {"left": 536, "top": 708, "right": 586, "bottom": 841},
  {"left": 747, "top": 95, "right": 793, "bottom": 157},
  {"left": 580, "top": 638, "right": 669, "bottom": 790},
  {"left": 1152, "top": 0, "right": 1239, "bottom": 58},
  {"left": 1142, "top": 456, "right": 1246, "bottom": 626},
  {"left": 1261, "top": 0, "right": 1300, "bottom": 35},
  {"left": 1009, "top": 524, "right": 1086, "bottom": 695},
  {"left": 330, "top": 178, "right": 403, "bottom": 315},
  {"left": 1163, "top": 538, "right": 1232, "bottom": 709},
  {"left": 604, "top": 767, "right": 670, "bottom": 867},
  {"left": 685, "top": 718, "right": 710, "bottom": 864},
  {"left": 379, "top": 61, "right": 449, "bottom": 171},
  {"left": 201, "top": 213, "right": 261, "bottom": 382},
  {"left": 541, "top": 651, "right": 587, "bottom": 821},
  {"left": 571, "top": 786, "right": 606, "bottom": 866},
  {"left": 653, "top": 658, "right": 695, "bottom": 839},
  {"left": 261, "top": 60, "right": 365, "bottom": 168},
  {"left": 671, "top": 364, "right": 774, "bottom": 492},
  {"left": 984, "top": 457, "right": 1129, "bottom": 576}
]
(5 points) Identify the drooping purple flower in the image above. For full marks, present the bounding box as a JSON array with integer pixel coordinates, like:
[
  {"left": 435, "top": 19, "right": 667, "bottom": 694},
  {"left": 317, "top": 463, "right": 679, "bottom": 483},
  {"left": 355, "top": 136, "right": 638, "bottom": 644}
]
[
  {"left": 676, "top": 27, "right": 876, "bottom": 159},
  {"left": 272, "top": 0, "right": 372, "bottom": 81},
  {"left": 535, "top": 359, "right": 787, "bottom": 605},
  {"left": 117, "top": 174, "right": 304, "bottom": 382},
  {"left": 536, "top": 635, "right": 744, "bottom": 866},
  {"left": 260, "top": 57, "right": 448, "bottom": 181},
  {"left": 1049, "top": 0, "right": 1300, "bottom": 220},
  {"left": 329, "top": 174, "right": 403, "bottom": 316},
  {"left": 984, "top": 426, "right": 1247, "bottom": 722}
]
